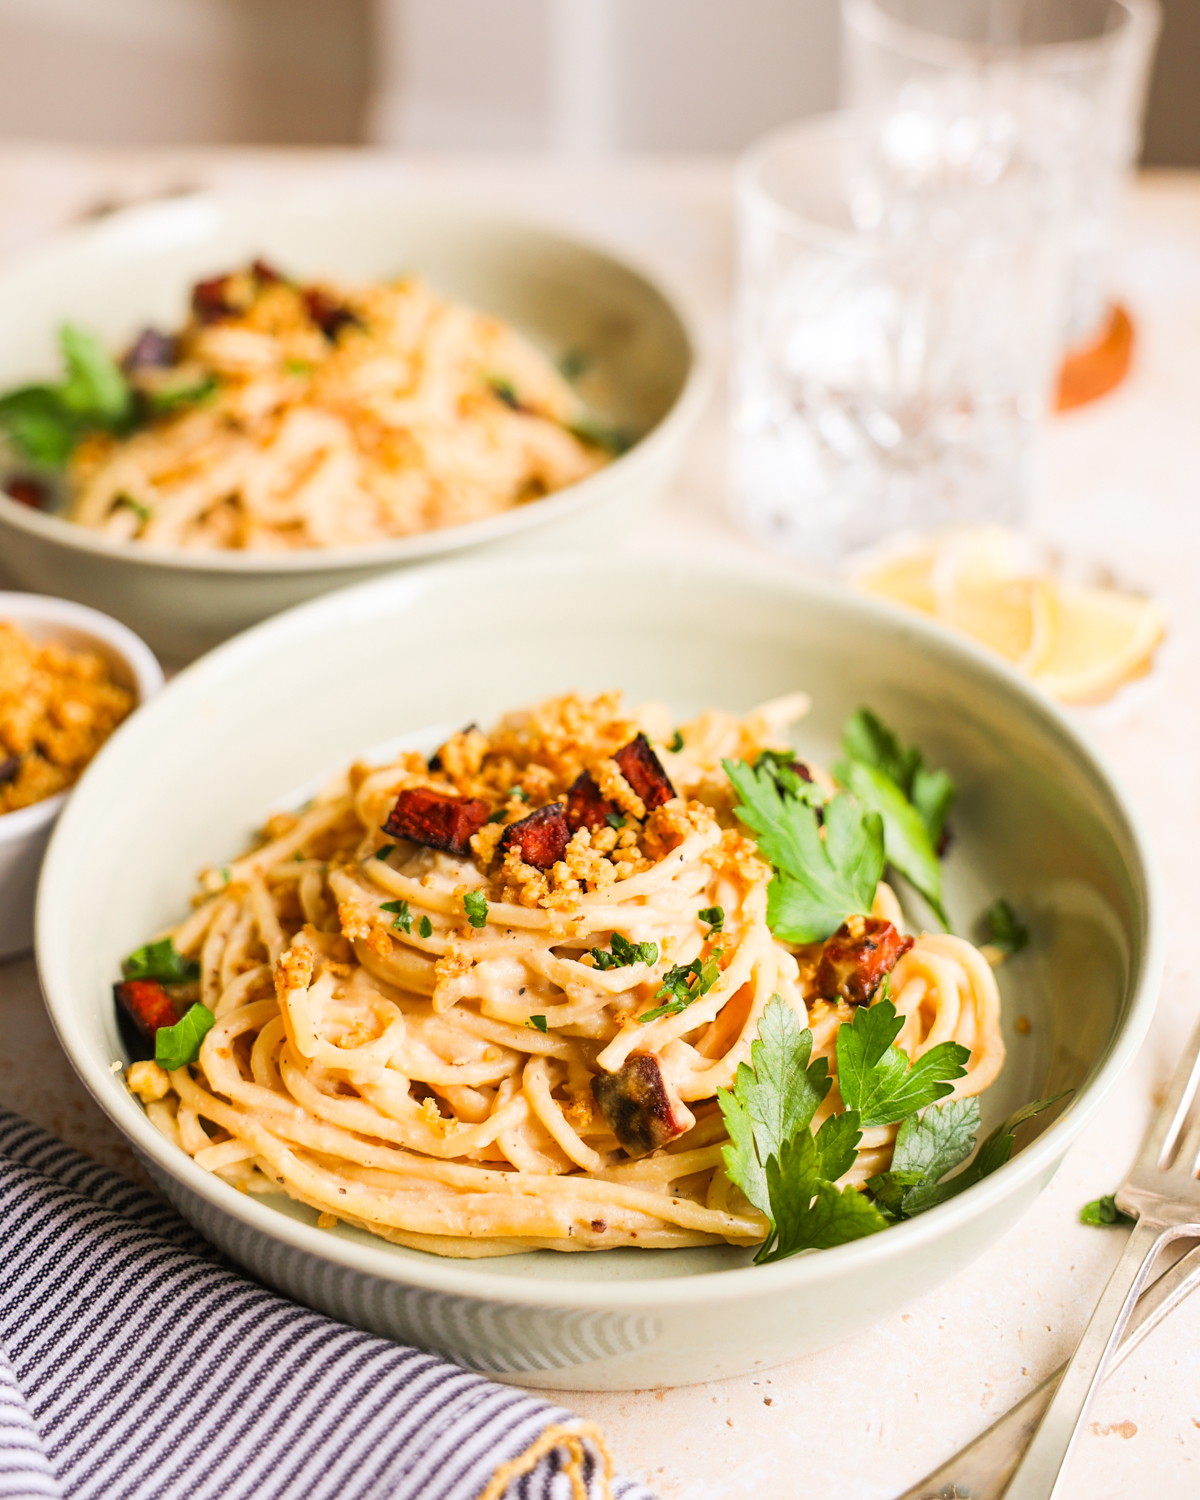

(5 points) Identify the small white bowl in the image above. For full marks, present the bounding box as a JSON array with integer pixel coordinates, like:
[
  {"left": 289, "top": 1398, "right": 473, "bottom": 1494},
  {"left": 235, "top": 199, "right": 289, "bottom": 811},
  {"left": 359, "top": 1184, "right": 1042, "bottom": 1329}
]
[
  {"left": 0, "top": 194, "right": 706, "bottom": 665},
  {"left": 0, "top": 593, "right": 162, "bottom": 958}
]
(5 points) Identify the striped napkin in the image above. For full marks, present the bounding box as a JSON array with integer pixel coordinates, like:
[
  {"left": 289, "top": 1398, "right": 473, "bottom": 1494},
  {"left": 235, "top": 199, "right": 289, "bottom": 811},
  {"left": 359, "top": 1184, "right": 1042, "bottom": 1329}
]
[{"left": 0, "top": 1111, "right": 659, "bottom": 1500}]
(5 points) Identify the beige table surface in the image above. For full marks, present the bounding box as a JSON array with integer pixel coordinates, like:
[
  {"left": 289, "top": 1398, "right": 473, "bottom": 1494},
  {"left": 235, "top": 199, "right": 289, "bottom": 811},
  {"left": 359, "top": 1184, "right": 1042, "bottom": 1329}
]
[{"left": 1, "top": 147, "right": 1199, "bottom": 1499}]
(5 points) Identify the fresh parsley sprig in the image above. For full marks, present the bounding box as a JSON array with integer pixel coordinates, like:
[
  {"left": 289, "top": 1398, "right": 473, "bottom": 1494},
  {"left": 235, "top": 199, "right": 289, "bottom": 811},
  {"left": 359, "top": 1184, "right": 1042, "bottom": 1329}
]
[
  {"left": 835, "top": 709, "right": 954, "bottom": 929},
  {"left": 718, "top": 997, "right": 886, "bottom": 1263},
  {"left": 868, "top": 1092, "right": 1068, "bottom": 1219},
  {"left": 591, "top": 933, "right": 658, "bottom": 971},
  {"left": 698, "top": 905, "right": 724, "bottom": 933},
  {"left": 463, "top": 891, "right": 488, "bottom": 928},
  {"left": 0, "top": 324, "right": 133, "bottom": 465},
  {"left": 724, "top": 757, "right": 883, "bottom": 944}
]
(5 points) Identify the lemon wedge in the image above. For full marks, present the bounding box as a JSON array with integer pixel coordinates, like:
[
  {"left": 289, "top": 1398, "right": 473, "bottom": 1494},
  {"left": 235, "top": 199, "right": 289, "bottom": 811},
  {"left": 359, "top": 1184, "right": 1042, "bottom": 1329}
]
[
  {"left": 938, "top": 575, "right": 1058, "bottom": 673},
  {"left": 1032, "top": 584, "right": 1166, "bottom": 704},
  {"left": 855, "top": 545, "right": 939, "bottom": 614}
]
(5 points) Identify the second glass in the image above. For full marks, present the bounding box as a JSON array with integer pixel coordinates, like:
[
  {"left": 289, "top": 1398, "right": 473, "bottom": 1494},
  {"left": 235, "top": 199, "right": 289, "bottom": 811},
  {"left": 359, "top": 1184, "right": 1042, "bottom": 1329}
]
[{"left": 732, "top": 112, "right": 1064, "bottom": 561}]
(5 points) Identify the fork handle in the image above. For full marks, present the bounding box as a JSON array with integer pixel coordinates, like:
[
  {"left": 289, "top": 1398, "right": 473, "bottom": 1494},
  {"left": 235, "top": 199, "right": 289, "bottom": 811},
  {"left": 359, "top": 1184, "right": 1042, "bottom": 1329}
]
[{"left": 1001, "top": 1218, "right": 1180, "bottom": 1500}]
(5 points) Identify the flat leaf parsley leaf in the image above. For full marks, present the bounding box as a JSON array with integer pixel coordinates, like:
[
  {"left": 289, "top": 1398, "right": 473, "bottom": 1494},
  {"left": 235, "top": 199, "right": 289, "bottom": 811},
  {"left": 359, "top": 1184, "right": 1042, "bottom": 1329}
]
[
  {"left": 724, "top": 757, "right": 883, "bottom": 944},
  {"left": 155, "top": 1003, "right": 215, "bottom": 1071},
  {"left": 122, "top": 938, "right": 200, "bottom": 985},
  {"left": 418, "top": 916, "right": 433, "bottom": 939},
  {"left": 836, "top": 996, "right": 969, "bottom": 1128},
  {"left": 463, "top": 891, "right": 488, "bottom": 928},
  {"left": 591, "top": 933, "right": 658, "bottom": 971},
  {"left": 717, "top": 996, "right": 885, "bottom": 1262},
  {"left": 835, "top": 709, "right": 954, "bottom": 928},
  {"left": 526, "top": 1015, "right": 549, "bottom": 1034},
  {"left": 870, "top": 1093, "right": 1068, "bottom": 1219},
  {"left": 698, "top": 905, "right": 724, "bottom": 933}
]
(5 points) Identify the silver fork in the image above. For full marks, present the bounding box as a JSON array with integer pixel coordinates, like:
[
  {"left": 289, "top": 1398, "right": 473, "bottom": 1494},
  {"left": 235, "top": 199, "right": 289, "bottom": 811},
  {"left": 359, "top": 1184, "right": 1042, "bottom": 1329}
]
[
  {"left": 897, "top": 1238, "right": 1200, "bottom": 1499},
  {"left": 902, "top": 1015, "right": 1200, "bottom": 1500}
]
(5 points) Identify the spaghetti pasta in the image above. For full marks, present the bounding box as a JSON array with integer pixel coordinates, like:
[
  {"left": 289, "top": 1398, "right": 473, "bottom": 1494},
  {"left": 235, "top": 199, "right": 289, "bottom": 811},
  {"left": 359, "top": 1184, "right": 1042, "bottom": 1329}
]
[
  {"left": 67, "top": 263, "right": 611, "bottom": 550},
  {"left": 124, "top": 691, "right": 1005, "bottom": 1257}
]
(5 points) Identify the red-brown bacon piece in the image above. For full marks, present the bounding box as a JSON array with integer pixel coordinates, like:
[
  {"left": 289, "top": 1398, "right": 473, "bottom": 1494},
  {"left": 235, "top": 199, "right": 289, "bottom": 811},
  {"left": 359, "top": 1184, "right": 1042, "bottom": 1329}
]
[
  {"left": 565, "top": 770, "right": 613, "bottom": 833},
  {"left": 5, "top": 476, "right": 47, "bottom": 510},
  {"left": 191, "top": 274, "right": 237, "bottom": 324},
  {"left": 383, "top": 787, "right": 491, "bottom": 856},
  {"left": 114, "top": 978, "right": 180, "bottom": 1041},
  {"left": 614, "top": 733, "right": 676, "bottom": 812},
  {"left": 499, "top": 803, "right": 570, "bottom": 870},
  {"left": 304, "top": 288, "right": 362, "bottom": 342},
  {"left": 813, "top": 916, "right": 913, "bottom": 1005},
  {"left": 591, "top": 1052, "right": 696, "bottom": 1158}
]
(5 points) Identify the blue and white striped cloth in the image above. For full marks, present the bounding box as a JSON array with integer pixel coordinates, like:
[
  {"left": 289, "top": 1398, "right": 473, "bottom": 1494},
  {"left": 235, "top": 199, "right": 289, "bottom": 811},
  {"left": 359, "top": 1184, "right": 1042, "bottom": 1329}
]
[{"left": 0, "top": 1111, "right": 659, "bottom": 1500}]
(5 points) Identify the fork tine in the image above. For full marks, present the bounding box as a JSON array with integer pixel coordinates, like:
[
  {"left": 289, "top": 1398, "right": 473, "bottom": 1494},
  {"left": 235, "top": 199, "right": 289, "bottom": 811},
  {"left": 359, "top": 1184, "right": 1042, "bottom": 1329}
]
[{"left": 1133, "top": 1017, "right": 1200, "bottom": 1176}]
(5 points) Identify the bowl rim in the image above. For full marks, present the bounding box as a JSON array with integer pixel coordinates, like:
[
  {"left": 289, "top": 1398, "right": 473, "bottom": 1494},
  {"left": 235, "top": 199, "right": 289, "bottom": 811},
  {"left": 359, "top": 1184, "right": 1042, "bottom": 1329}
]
[
  {"left": 0, "top": 590, "right": 164, "bottom": 845},
  {"left": 35, "top": 555, "right": 1163, "bottom": 1311},
  {"left": 0, "top": 191, "right": 709, "bottom": 575}
]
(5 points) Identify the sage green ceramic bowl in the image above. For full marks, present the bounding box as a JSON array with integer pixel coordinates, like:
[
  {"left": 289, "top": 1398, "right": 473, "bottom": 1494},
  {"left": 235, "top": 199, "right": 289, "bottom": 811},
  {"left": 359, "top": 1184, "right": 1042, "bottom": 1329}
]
[
  {"left": 35, "top": 556, "right": 1161, "bottom": 1390},
  {"left": 0, "top": 194, "right": 704, "bottom": 665}
]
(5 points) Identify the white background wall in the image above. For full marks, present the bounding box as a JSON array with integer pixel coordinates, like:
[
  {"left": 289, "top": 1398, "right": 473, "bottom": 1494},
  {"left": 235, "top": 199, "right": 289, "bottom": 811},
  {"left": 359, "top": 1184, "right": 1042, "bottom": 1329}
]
[{"left": 369, "top": 0, "right": 840, "bottom": 153}]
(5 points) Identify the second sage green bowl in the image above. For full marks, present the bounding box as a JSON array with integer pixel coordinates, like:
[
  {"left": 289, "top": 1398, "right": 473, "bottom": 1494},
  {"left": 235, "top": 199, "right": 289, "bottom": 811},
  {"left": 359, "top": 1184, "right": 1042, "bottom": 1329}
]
[{"left": 35, "top": 556, "right": 1161, "bottom": 1389}]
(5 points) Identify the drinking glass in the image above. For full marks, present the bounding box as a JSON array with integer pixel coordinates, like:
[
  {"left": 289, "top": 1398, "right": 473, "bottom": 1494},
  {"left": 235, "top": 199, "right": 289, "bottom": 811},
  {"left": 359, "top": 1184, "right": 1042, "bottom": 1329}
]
[
  {"left": 840, "top": 0, "right": 1161, "bottom": 351},
  {"left": 731, "top": 112, "right": 1063, "bottom": 561}
]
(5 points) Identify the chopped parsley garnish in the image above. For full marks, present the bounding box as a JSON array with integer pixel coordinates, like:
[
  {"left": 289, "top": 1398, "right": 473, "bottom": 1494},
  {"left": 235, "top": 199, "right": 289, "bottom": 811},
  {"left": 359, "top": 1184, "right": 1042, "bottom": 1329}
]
[
  {"left": 143, "top": 374, "right": 218, "bottom": 417},
  {"left": 463, "top": 891, "right": 489, "bottom": 928},
  {"left": 605, "top": 811, "right": 626, "bottom": 830},
  {"left": 154, "top": 1003, "right": 216, "bottom": 1072},
  {"left": 835, "top": 709, "right": 955, "bottom": 928},
  {"left": 724, "top": 757, "right": 883, "bottom": 944},
  {"left": 285, "top": 359, "right": 313, "bottom": 376},
  {"left": 591, "top": 933, "right": 658, "bottom": 971},
  {"left": 122, "top": 938, "right": 199, "bottom": 985},
  {"left": 982, "top": 898, "right": 1029, "bottom": 955},
  {"left": 639, "top": 951, "right": 722, "bottom": 1023},
  {"left": 1081, "top": 1194, "right": 1135, "bottom": 1227},
  {"left": 509, "top": 786, "right": 530, "bottom": 802},
  {"left": 565, "top": 416, "right": 634, "bottom": 455},
  {"left": 375, "top": 844, "right": 396, "bottom": 861},
  {"left": 380, "top": 899, "right": 412, "bottom": 934},
  {"left": 114, "top": 493, "right": 151, "bottom": 523},
  {"left": 668, "top": 731, "right": 685, "bottom": 753},
  {"left": 558, "top": 348, "right": 589, "bottom": 380},
  {"left": 487, "top": 375, "right": 521, "bottom": 409},
  {"left": 526, "top": 1015, "right": 549, "bottom": 1034},
  {"left": 418, "top": 916, "right": 433, "bottom": 939},
  {"left": 487, "top": 808, "right": 508, "bottom": 824},
  {"left": 698, "top": 905, "right": 724, "bottom": 933}
]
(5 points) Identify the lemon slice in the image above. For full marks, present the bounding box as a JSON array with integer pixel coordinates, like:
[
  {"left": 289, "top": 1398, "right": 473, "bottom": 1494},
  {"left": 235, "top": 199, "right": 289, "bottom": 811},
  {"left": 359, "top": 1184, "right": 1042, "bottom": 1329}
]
[
  {"left": 937, "top": 575, "right": 1058, "bottom": 673},
  {"left": 1033, "top": 584, "right": 1166, "bottom": 704},
  {"left": 855, "top": 545, "right": 940, "bottom": 614}
]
